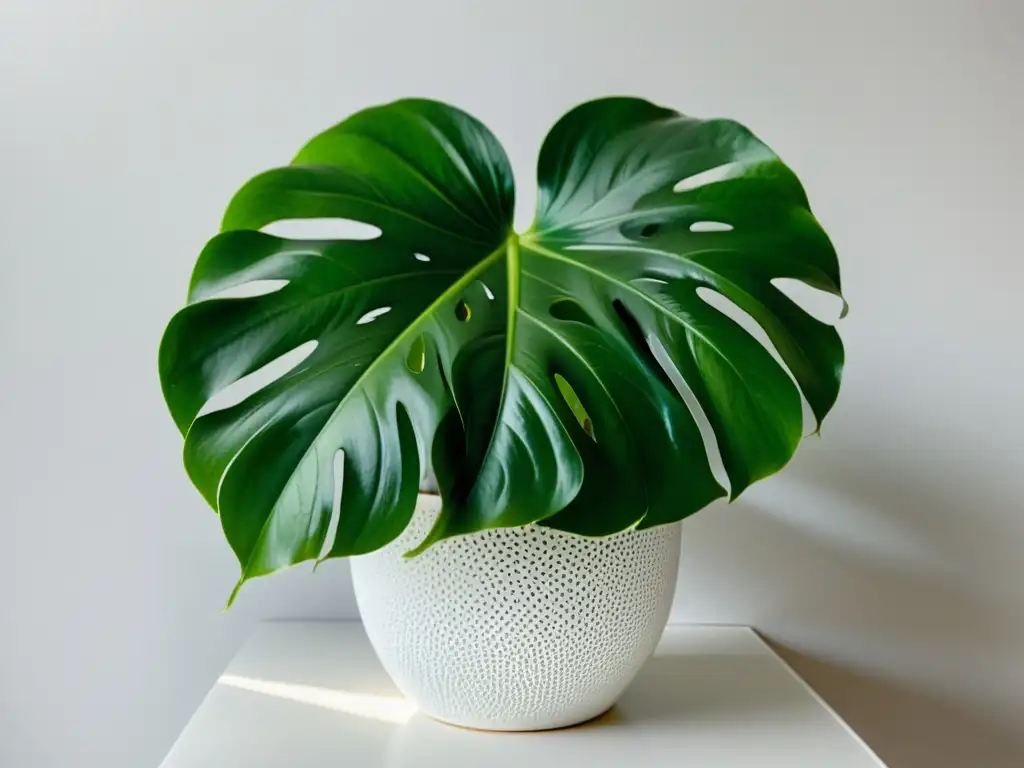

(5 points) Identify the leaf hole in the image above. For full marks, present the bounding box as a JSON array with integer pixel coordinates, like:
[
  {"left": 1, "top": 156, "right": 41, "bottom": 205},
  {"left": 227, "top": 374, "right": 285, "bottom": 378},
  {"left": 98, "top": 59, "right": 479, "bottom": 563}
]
[
  {"left": 770, "top": 278, "right": 846, "bottom": 325},
  {"left": 613, "top": 299, "right": 728, "bottom": 488},
  {"left": 612, "top": 300, "right": 649, "bottom": 354},
  {"left": 690, "top": 221, "right": 733, "bottom": 233},
  {"left": 414, "top": 252, "right": 431, "bottom": 262},
  {"left": 640, "top": 223, "right": 661, "bottom": 238},
  {"left": 435, "top": 350, "right": 452, "bottom": 392},
  {"left": 647, "top": 336, "right": 730, "bottom": 492},
  {"left": 554, "top": 374, "right": 595, "bottom": 442},
  {"left": 549, "top": 298, "right": 596, "bottom": 327},
  {"left": 260, "top": 218, "right": 382, "bottom": 241},
  {"left": 696, "top": 286, "right": 814, "bottom": 432},
  {"left": 673, "top": 161, "right": 745, "bottom": 193},
  {"left": 196, "top": 340, "right": 318, "bottom": 419},
  {"left": 406, "top": 335, "right": 426, "bottom": 374},
  {"left": 632, "top": 275, "right": 668, "bottom": 287},
  {"left": 317, "top": 449, "right": 346, "bottom": 561},
  {"left": 455, "top": 300, "right": 471, "bottom": 322},
  {"left": 202, "top": 279, "right": 289, "bottom": 301},
  {"left": 356, "top": 306, "right": 392, "bottom": 325}
]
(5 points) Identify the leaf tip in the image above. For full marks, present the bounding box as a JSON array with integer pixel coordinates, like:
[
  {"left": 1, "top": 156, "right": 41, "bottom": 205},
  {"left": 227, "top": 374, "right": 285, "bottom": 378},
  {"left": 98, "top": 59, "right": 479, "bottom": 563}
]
[
  {"left": 223, "top": 578, "right": 245, "bottom": 611},
  {"left": 312, "top": 551, "right": 335, "bottom": 572},
  {"left": 403, "top": 535, "right": 435, "bottom": 559}
]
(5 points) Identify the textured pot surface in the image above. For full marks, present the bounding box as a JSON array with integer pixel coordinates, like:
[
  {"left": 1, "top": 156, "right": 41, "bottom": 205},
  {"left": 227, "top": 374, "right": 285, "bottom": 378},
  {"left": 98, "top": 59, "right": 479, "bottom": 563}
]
[{"left": 351, "top": 494, "right": 681, "bottom": 731}]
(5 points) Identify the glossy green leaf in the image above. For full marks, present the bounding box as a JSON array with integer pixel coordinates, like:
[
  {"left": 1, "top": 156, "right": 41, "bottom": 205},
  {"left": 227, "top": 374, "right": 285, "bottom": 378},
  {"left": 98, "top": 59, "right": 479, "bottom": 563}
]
[{"left": 159, "top": 97, "right": 844, "bottom": 603}]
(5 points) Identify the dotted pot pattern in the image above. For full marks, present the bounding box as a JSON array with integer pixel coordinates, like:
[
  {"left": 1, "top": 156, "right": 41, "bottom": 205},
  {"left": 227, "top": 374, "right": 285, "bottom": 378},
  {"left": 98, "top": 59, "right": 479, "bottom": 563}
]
[{"left": 351, "top": 494, "right": 681, "bottom": 730}]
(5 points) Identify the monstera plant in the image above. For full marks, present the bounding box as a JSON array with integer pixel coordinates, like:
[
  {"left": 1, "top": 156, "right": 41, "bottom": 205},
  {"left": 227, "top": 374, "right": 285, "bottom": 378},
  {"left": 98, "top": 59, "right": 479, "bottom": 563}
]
[{"left": 160, "top": 97, "right": 844, "bottom": 607}]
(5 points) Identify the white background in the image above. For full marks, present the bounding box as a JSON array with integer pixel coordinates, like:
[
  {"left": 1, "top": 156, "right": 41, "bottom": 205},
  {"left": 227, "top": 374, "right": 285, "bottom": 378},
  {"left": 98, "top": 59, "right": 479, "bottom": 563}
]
[{"left": 1, "top": 1, "right": 1021, "bottom": 766}]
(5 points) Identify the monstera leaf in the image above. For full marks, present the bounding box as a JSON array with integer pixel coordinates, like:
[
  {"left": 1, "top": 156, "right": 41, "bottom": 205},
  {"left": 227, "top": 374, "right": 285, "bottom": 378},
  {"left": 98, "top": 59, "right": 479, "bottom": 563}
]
[{"left": 159, "top": 97, "right": 844, "bottom": 603}]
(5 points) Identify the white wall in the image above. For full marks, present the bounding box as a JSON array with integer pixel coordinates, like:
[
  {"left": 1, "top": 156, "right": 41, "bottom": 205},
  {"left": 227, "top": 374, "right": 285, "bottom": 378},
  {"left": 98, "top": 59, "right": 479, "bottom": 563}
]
[{"left": 2, "top": 1, "right": 1020, "bottom": 766}]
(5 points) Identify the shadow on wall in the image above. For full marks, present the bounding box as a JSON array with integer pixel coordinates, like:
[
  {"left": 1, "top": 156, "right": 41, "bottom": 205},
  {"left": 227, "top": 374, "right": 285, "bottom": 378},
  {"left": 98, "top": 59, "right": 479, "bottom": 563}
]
[{"left": 675, "top": 402, "right": 1024, "bottom": 768}]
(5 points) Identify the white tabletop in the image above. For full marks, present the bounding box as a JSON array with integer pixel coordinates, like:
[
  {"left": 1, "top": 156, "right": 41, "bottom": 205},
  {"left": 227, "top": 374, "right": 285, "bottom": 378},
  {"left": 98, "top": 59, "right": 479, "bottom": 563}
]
[{"left": 161, "top": 621, "right": 885, "bottom": 768}]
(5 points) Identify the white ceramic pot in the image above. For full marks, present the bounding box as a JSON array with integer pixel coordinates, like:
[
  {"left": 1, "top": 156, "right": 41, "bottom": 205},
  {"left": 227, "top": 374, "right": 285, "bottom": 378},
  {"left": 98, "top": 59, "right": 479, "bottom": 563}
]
[{"left": 351, "top": 493, "right": 681, "bottom": 731}]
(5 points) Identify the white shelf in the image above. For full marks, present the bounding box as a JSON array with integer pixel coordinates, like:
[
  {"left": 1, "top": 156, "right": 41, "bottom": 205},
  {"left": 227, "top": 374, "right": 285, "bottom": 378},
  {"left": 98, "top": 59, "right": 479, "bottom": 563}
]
[{"left": 161, "top": 621, "right": 886, "bottom": 767}]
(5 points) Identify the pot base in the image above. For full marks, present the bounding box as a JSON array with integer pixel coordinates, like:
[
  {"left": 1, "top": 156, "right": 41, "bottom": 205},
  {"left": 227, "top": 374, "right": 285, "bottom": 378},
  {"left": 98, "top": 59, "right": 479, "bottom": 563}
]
[{"left": 422, "top": 704, "right": 617, "bottom": 733}]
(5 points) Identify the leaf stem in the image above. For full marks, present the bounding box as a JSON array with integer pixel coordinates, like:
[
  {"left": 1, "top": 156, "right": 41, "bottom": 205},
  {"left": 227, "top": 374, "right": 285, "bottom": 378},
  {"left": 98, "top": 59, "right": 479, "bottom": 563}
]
[{"left": 504, "top": 233, "right": 520, "bottom": 374}]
